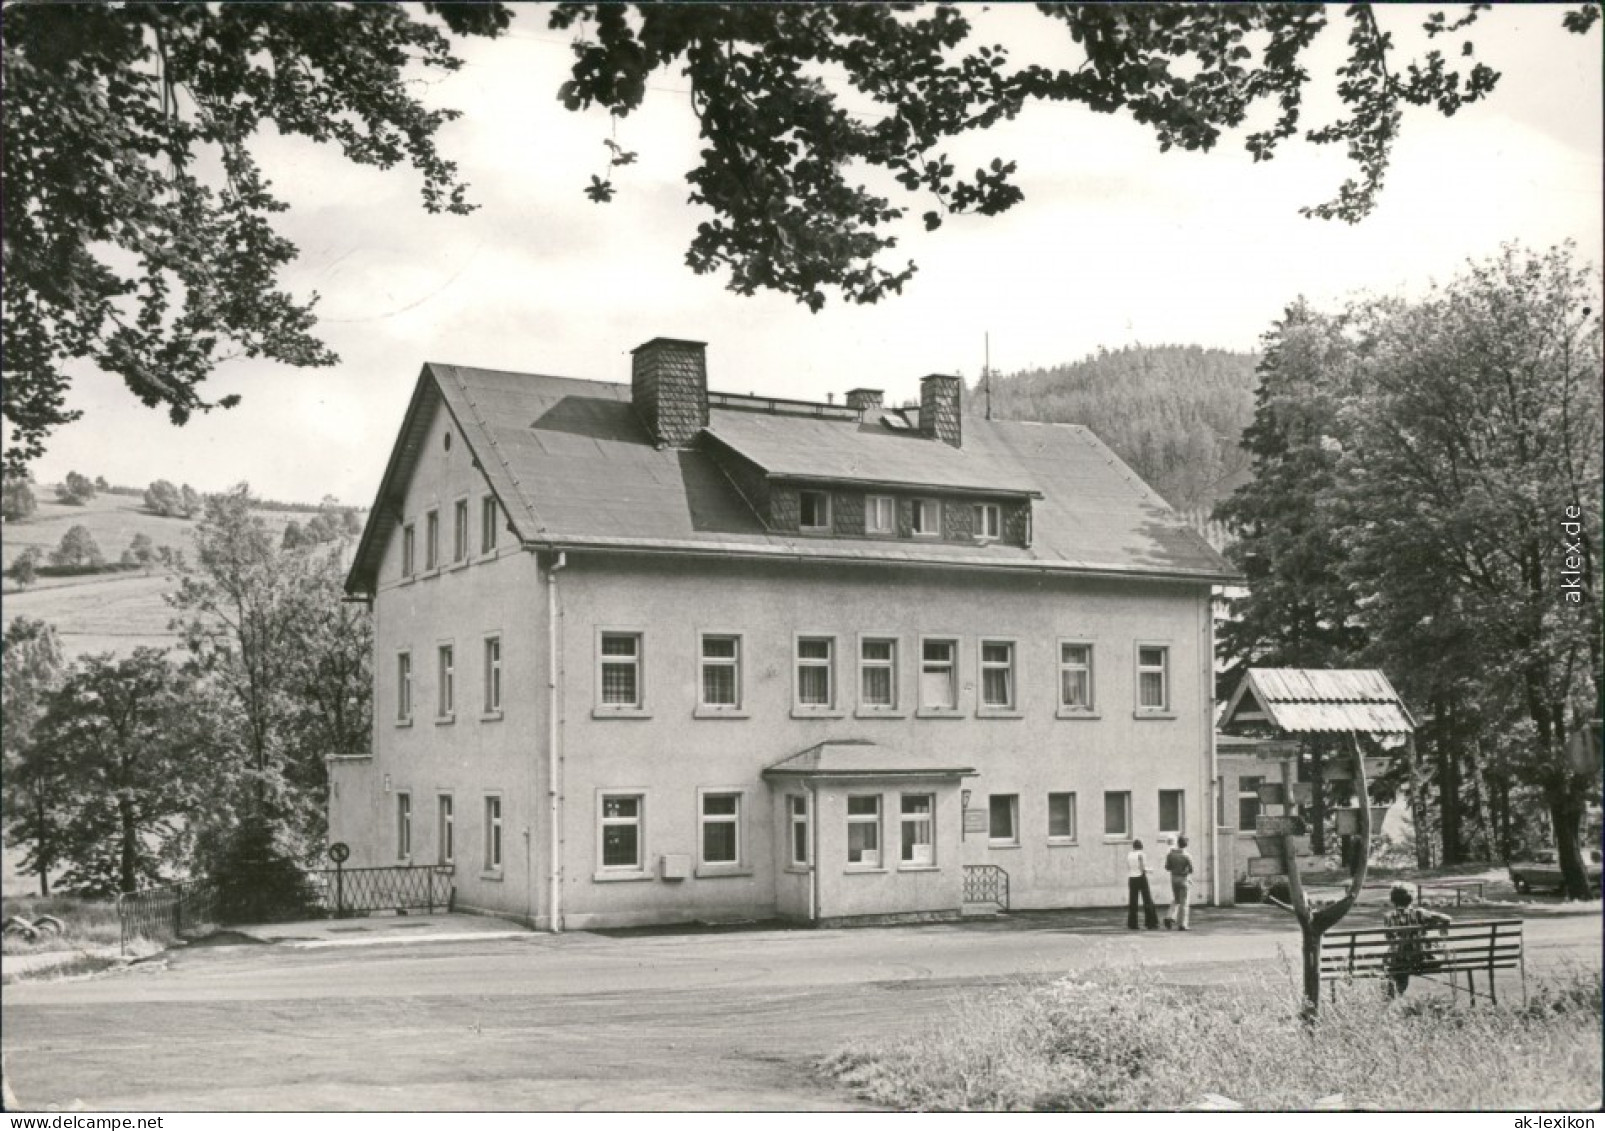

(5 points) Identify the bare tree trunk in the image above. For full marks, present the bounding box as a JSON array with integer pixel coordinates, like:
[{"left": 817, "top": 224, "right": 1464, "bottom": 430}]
[
  {"left": 1407, "top": 734, "right": 1432, "bottom": 869},
  {"left": 1281, "top": 735, "right": 1372, "bottom": 1018},
  {"left": 1463, "top": 735, "right": 1499, "bottom": 862}
]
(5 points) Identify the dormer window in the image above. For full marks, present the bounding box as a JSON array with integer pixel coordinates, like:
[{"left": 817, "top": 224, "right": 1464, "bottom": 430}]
[
  {"left": 799, "top": 490, "right": 831, "bottom": 532},
  {"left": 865, "top": 495, "right": 895, "bottom": 535},
  {"left": 973, "top": 503, "right": 1001, "bottom": 541},
  {"left": 911, "top": 499, "right": 940, "bottom": 538}
]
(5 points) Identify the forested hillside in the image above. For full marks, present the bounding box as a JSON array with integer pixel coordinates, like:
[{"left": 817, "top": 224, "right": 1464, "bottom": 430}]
[{"left": 972, "top": 345, "right": 1260, "bottom": 515}]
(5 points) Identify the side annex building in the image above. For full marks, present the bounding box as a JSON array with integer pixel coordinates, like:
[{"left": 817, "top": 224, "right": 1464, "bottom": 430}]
[{"left": 332, "top": 338, "right": 1238, "bottom": 929}]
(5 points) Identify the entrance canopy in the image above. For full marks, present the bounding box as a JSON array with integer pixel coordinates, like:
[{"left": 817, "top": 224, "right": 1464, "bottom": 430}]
[{"left": 763, "top": 739, "right": 976, "bottom": 782}]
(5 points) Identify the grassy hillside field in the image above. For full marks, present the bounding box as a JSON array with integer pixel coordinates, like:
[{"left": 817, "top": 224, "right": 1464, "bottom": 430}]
[{"left": 1, "top": 490, "right": 324, "bottom": 658}]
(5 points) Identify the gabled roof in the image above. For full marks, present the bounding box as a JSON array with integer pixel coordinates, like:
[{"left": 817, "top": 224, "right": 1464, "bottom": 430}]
[
  {"left": 762, "top": 739, "right": 976, "bottom": 779},
  {"left": 346, "top": 364, "right": 1239, "bottom": 596},
  {"left": 1220, "top": 668, "right": 1417, "bottom": 735}
]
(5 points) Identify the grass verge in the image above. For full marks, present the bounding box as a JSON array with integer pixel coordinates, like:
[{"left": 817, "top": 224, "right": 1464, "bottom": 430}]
[
  {"left": 2, "top": 894, "right": 123, "bottom": 954},
  {"left": 820, "top": 960, "right": 1602, "bottom": 1111}
]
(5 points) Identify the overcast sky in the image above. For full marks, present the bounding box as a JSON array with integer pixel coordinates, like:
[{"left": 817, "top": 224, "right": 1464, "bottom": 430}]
[{"left": 27, "top": 3, "right": 1604, "bottom": 506}]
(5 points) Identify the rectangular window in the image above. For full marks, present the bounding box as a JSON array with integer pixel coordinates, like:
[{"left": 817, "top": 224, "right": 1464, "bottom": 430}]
[
  {"left": 1238, "top": 776, "right": 1264, "bottom": 832},
  {"left": 972, "top": 503, "right": 1001, "bottom": 540},
  {"left": 453, "top": 498, "right": 468, "bottom": 562},
  {"left": 1048, "top": 792, "right": 1077, "bottom": 842},
  {"left": 401, "top": 524, "right": 416, "bottom": 576},
  {"left": 437, "top": 794, "right": 454, "bottom": 864},
  {"left": 865, "top": 495, "right": 895, "bottom": 535},
  {"left": 1059, "top": 642, "right": 1094, "bottom": 710},
  {"left": 600, "top": 794, "right": 642, "bottom": 870},
  {"left": 396, "top": 652, "right": 412, "bottom": 721},
  {"left": 599, "top": 633, "right": 642, "bottom": 708},
  {"left": 396, "top": 793, "right": 411, "bottom": 859},
  {"left": 484, "top": 795, "right": 502, "bottom": 870},
  {"left": 425, "top": 510, "right": 439, "bottom": 570},
  {"left": 700, "top": 792, "right": 741, "bottom": 866},
  {"left": 847, "top": 795, "right": 881, "bottom": 866},
  {"left": 796, "top": 637, "right": 834, "bottom": 708},
  {"left": 988, "top": 794, "right": 1018, "bottom": 845},
  {"left": 437, "top": 645, "right": 454, "bottom": 717},
  {"left": 920, "top": 639, "right": 957, "bottom": 709},
  {"left": 900, "top": 794, "right": 934, "bottom": 866},
  {"left": 1138, "top": 645, "right": 1170, "bottom": 711},
  {"left": 911, "top": 499, "right": 940, "bottom": 537},
  {"left": 789, "top": 795, "right": 810, "bottom": 866},
  {"left": 980, "top": 641, "right": 1015, "bottom": 709},
  {"left": 699, "top": 634, "right": 741, "bottom": 708},
  {"left": 1104, "top": 791, "right": 1132, "bottom": 839},
  {"left": 484, "top": 636, "right": 502, "bottom": 714},
  {"left": 860, "top": 638, "right": 897, "bottom": 708},
  {"left": 799, "top": 490, "right": 831, "bottom": 532},
  {"left": 1159, "top": 790, "right": 1185, "bottom": 837},
  {"left": 481, "top": 495, "right": 498, "bottom": 554}
]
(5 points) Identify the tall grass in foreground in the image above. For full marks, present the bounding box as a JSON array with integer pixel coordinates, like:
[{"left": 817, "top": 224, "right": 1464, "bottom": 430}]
[
  {"left": 821, "top": 961, "right": 1602, "bottom": 1111},
  {"left": 1, "top": 895, "right": 124, "bottom": 955}
]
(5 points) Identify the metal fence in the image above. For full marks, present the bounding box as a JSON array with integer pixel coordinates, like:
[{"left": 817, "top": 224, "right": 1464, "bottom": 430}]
[
  {"left": 311, "top": 864, "right": 454, "bottom": 917},
  {"left": 115, "top": 865, "right": 454, "bottom": 951},
  {"left": 116, "top": 879, "right": 217, "bottom": 954},
  {"left": 963, "top": 864, "right": 1010, "bottom": 910}
]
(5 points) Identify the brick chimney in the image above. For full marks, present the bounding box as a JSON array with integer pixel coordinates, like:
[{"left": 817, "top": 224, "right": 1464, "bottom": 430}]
[
  {"left": 845, "top": 388, "right": 883, "bottom": 418},
  {"left": 631, "top": 338, "right": 708, "bottom": 448},
  {"left": 919, "top": 375, "right": 962, "bottom": 448}
]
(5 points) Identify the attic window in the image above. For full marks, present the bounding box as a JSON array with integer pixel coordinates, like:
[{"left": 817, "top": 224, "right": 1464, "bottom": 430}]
[
  {"left": 799, "top": 491, "right": 831, "bottom": 532},
  {"left": 444, "top": 431, "right": 452, "bottom": 452}
]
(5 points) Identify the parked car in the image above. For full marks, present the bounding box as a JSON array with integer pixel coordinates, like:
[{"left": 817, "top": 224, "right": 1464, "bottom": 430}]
[{"left": 1508, "top": 848, "right": 1603, "bottom": 894}]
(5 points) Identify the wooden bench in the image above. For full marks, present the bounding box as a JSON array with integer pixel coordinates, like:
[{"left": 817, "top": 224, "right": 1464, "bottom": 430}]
[{"left": 1319, "top": 918, "right": 1524, "bottom": 1004}]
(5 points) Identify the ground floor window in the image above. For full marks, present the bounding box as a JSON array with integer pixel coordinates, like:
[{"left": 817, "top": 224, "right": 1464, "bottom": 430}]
[
  {"left": 700, "top": 792, "right": 741, "bottom": 866},
  {"left": 396, "top": 793, "right": 411, "bottom": 859},
  {"left": 1104, "top": 791, "right": 1131, "bottom": 839},
  {"left": 900, "top": 794, "right": 934, "bottom": 866},
  {"left": 988, "top": 794, "right": 1019, "bottom": 846},
  {"left": 1048, "top": 792, "right": 1076, "bottom": 842},
  {"left": 1238, "top": 776, "right": 1264, "bottom": 831},
  {"left": 847, "top": 795, "right": 881, "bottom": 867},
  {"left": 789, "top": 795, "right": 810, "bottom": 866},
  {"left": 484, "top": 796, "right": 502, "bottom": 870},
  {"left": 438, "top": 794, "right": 454, "bottom": 864},
  {"left": 600, "top": 794, "right": 643, "bottom": 870},
  {"left": 1159, "top": 789, "right": 1185, "bottom": 838}
]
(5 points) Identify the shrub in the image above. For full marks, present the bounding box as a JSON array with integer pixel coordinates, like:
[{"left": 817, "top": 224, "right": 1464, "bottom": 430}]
[
  {"left": 206, "top": 817, "right": 319, "bottom": 925},
  {"left": 822, "top": 961, "right": 1602, "bottom": 1111}
]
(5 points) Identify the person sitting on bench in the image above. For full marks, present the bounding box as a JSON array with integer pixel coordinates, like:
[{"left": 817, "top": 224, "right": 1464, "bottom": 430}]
[{"left": 1383, "top": 882, "right": 1451, "bottom": 997}]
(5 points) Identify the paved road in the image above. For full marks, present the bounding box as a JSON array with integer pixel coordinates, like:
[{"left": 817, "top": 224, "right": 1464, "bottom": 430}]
[{"left": 4, "top": 906, "right": 1599, "bottom": 1111}]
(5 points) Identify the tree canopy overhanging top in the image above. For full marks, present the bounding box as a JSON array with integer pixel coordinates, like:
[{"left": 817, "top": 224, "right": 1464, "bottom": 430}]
[{"left": 2, "top": 2, "right": 1598, "bottom": 474}]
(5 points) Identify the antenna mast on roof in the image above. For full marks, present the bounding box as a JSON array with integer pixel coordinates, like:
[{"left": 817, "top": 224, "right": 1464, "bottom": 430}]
[{"left": 984, "top": 331, "right": 993, "bottom": 421}]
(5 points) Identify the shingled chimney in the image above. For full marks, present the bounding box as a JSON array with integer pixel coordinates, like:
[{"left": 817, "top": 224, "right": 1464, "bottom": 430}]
[
  {"left": 631, "top": 337, "right": 708, "bottom": 448},
  {"left": 919, "top": 374, "right": 962, "bottom": 448},
  {"left": 845, "top": 388, "right": 883, "bottom": 418}
]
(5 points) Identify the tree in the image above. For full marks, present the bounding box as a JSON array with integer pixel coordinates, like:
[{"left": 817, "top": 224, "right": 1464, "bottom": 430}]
[
  {"left": 1, "top": 617, "right": 67, "bottom": 895},
  {"left": 8, "top": 549, "right": 40, "bottom": 589},
  {"left": 280, "top": 520, "right": 305, "bottom": 551},
  {"left": 50, "top": 525, "right": 104, "bottom": 569},
  {"left": 94, "top": 475, "right": 109, "bottom": 492},
  {"left": 168, "top": 484, "right": 372, "bottom": 864},
  {"left": 180, "top": 484, "right": 202, "bottom": 518},
  {"left": 2, "top": 474, "right": 38, "bottom": 522},
  {"left": 1335, "top": 244, "right": 1602, "bottom": 899},
  {"left": 125, "top": 532, "right": 156, "bottom": 572},
  {"left": 55, "top": 471, "right": 96, "bottom": 506},
  {"left": 5, "top": 4, "right": 1596, "bottom": 472},
  {"left": 27, "top": 650, "right": 207, "bottom": 895},
  {"left": 145, "top": 479, "right": 181, "bottom": 517}
]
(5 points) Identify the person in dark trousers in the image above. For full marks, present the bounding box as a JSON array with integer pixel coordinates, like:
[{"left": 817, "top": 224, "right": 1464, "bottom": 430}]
[
  {"left": 1163, "top": 835, "right": 1194, "bottom": 930},
  {"left": 1383, "top": 883, "right": 1451, "bottom": 996},
  {"left": 1126, "top": 839, "right": 1159, "bottom": 929}
]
